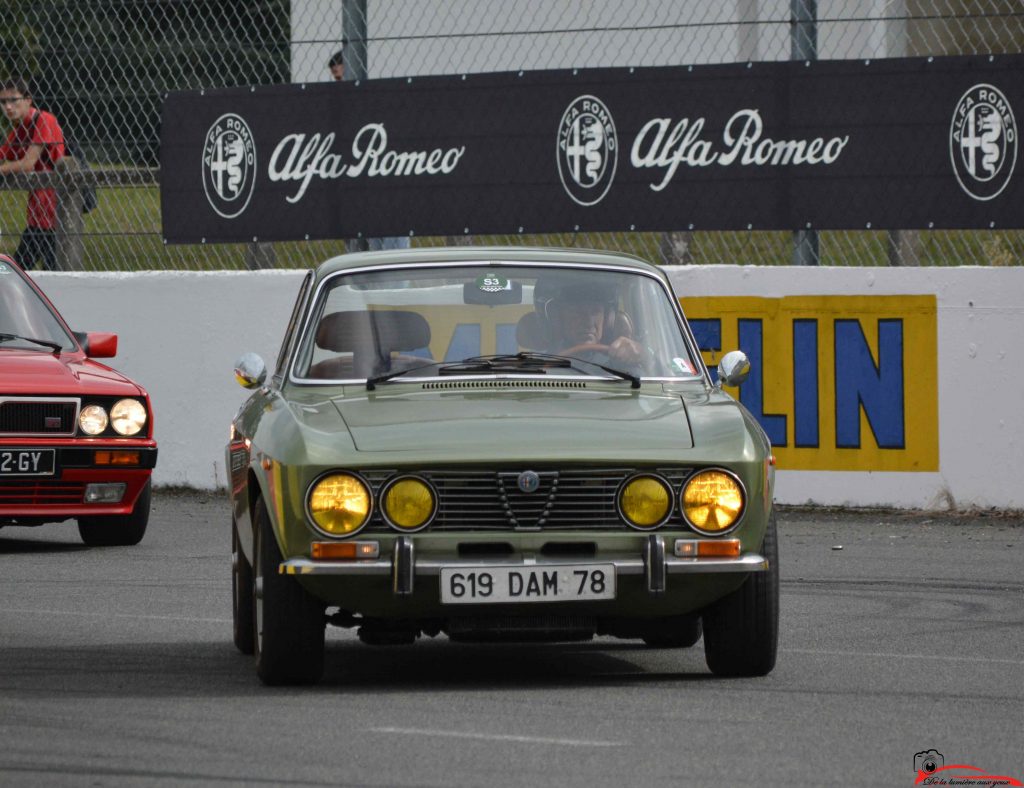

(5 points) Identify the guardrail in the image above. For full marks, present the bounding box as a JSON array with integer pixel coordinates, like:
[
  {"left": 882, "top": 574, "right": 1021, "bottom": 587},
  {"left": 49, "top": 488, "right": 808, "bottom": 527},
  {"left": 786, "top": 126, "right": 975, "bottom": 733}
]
[{"left": 0, "top": 158, "right": 159, "bottom": 270}]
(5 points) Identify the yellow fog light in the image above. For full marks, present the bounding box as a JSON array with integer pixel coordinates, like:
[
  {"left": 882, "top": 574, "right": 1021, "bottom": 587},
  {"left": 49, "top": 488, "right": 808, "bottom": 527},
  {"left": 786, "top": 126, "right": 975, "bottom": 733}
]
[
  {"left": 382, "top": 476, "right": 435, "bottom": 531},
  {"left": 682, "top": 469, "right": 745, "bottom": 534},
  {"left": 619, "top": 475, "right": 672, "bottom": 529},
  {"left": 79, "top": 405, "right": 108, "bottom": 435},
  {"left": 307, "top": 473, "right": 371, "bottom": 536}
]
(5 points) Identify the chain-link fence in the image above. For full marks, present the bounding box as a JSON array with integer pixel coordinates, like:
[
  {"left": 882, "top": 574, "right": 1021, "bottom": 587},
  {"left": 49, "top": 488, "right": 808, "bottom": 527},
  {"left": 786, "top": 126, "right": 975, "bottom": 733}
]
[{"left": 1, "top": 0, "right": 1022, "bottom": 270}]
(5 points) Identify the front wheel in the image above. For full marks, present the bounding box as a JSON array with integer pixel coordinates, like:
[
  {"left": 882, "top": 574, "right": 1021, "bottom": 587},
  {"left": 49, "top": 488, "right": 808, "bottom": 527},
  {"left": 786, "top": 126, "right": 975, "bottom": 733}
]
[
  {"left": 77, "top": 480, "right": 151, "bottom": 546},
  {"left": 253, "top": 497, "right": 325, "bottom": 685},
  {"left": 232, "top": 520, "right": 255, "bottom": 655},
  {"left": 702, "top": 509, "right": 779, "bottom": 677}
]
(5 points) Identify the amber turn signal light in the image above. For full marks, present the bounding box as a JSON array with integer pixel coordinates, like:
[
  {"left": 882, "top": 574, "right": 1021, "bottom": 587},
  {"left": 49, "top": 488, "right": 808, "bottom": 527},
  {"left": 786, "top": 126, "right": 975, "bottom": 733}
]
[
  {"left": 673, "top": 539, "right": 741, "bottom": 558},
  {"left": 94, "top": 450, "right": 141, "bottom": 466},
  {"left": 311, "top": 541, "right": 380, "bottom": 560}
]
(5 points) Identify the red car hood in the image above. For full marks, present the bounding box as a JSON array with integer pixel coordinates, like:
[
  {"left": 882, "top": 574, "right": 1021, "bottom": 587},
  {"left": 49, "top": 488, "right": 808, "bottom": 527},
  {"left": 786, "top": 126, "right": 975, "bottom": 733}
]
[{"left": 0, "top": 349, "right": 143, "bottom": 397}]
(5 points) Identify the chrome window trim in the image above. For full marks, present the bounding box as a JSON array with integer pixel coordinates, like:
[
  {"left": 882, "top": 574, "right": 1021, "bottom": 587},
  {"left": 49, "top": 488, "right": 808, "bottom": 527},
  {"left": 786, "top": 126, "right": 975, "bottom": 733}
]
[{"left": 287, "top": 259, "right": 709, "bottom": 387}]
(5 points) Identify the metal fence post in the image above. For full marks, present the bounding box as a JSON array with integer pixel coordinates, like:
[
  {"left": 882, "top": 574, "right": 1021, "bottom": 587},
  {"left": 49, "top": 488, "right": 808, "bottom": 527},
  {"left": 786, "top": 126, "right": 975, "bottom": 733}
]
[
  {"left": 886, "top": 3, "right": 921, "bottom": 266},
  {"left": 54, "top": 156, "right": 84, "bottom": 271},
  {"left": 343, "top": 0, "right": 369, "bottom": 253},
  {"left": 791, "top": 0, "right": 819, "bottom": 266}
]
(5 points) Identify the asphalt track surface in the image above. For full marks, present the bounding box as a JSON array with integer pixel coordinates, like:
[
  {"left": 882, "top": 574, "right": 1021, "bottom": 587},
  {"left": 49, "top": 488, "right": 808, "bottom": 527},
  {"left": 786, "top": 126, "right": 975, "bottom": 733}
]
[{"left": 1, "top": 492, "right": 1021, "bottom": 788}]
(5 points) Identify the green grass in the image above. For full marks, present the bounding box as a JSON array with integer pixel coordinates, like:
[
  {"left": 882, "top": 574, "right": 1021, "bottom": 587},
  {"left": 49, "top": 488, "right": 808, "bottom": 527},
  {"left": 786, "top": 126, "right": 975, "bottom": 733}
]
[{"left": 1, "top": 187, "right": 1020, "bottom": 270}]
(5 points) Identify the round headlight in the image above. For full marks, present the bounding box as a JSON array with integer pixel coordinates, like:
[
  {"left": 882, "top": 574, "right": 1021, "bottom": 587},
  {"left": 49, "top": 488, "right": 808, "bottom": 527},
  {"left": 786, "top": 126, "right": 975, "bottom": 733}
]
[
  {"left": 110, "top": 398, "right": 147, "bottom": 436},
  {"left": 79, "top": 405, "right": 108, "bottom": 436},
  {"left": 383, "top": 477, "right": 435, "bottom": 531},
  {"left": 682, "top": 470, "right": 745, "bottom": 534},
  {"left": 307, "top": 473, "right": 371, "bottom": 536},
  {"left": 619, "top": 475, "right": 672, "bottom": 529}
]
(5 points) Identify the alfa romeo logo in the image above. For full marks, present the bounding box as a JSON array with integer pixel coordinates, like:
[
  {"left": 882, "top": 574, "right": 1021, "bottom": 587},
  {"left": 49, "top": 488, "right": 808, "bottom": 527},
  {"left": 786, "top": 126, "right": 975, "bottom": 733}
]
[
  {"left": 950, "top": 84, "right": 1017, "bottom": 201},
  {"left": 202, "top": 113, "right": 257, "bottom": 218},
  {"left": 517, "top": 471, "right": 541, "bottom": 494},
  {"left": 557, "top": 95, "right": 618, "bottom": 206}
]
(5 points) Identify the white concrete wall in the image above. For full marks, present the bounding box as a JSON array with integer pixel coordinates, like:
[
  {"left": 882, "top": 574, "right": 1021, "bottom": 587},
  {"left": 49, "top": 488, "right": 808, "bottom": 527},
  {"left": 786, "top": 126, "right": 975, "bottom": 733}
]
[{"left": 31, "top": 266, "right": 1024, "bottom": 511}]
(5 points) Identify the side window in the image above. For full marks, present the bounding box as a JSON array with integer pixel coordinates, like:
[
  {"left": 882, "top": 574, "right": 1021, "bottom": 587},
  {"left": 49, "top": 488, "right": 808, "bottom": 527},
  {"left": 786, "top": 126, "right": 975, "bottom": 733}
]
[{"left": 273, "top": 271, "right": 314, "bottom": 382}]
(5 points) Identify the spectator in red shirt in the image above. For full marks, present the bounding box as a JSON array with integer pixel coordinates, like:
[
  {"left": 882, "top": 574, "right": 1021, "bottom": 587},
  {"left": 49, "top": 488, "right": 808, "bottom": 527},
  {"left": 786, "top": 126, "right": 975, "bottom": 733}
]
[{"left": 0, "top": 77, "right": 65, "bottom": 271}]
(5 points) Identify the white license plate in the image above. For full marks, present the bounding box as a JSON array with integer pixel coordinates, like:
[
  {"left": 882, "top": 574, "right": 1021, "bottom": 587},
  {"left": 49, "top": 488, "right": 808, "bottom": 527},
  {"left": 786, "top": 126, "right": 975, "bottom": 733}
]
[
  {"left": 440, "top": 564, "right": 616, "bottom": 604},
  {"left": 0, "top": 449, "right": 55, "bottom": 476}
]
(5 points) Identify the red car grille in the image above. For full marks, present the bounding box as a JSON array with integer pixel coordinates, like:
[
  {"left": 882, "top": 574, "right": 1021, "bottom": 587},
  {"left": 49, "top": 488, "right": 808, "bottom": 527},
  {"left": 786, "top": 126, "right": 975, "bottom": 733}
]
[{"left": 0, "top": 480, "right": 85, "bottom": 505}]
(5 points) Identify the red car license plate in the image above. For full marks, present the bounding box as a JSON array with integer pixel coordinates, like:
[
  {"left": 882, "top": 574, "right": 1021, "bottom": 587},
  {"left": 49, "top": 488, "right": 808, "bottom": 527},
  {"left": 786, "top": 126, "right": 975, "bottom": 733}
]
[{"left": 0, "top": 449, "right": 56, "bottom": 476}]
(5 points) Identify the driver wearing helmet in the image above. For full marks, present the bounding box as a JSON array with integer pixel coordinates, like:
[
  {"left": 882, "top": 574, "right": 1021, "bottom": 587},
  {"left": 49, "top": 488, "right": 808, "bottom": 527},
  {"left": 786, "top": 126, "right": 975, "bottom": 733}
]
[{"left": 528, "top": 278, "right": 649, "bottom": 367}]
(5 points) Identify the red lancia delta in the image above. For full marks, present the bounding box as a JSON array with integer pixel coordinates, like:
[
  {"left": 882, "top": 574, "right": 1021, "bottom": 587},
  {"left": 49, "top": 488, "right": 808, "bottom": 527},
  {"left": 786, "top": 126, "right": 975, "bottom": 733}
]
[{"left": 0, "top": 255, "right": 156, "bottom": 545}]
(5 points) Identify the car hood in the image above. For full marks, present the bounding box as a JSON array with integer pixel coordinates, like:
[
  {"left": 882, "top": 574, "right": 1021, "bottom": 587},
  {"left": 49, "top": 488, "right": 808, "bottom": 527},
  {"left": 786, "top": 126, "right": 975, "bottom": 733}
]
[
  {"left": 329, "top": 387, "right": 694, "bottom": 457},
  {"left": 0, "top": 350, "right": 142, "bottom": 397}
]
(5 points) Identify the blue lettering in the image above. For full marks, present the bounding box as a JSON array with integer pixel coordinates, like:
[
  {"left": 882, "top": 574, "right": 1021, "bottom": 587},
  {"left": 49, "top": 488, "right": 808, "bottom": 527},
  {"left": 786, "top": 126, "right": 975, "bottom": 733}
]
[
  {"left": 445, "top": 323, "right": 481, "bottom": 361},
  {"left": 690, "top": 319, "right": 721, "bottom": 383},
  {"left": 834, "top": 319, "right": 905, "bottom": 449},
  {"left": 793, "top": 319, "right": 819, "bottom": 447},
  {"left": 739, "top": 319, "right": 787, "bottom": 447},
  {"left": 497, "top": 323, "right": 518, "bottom": 355}
]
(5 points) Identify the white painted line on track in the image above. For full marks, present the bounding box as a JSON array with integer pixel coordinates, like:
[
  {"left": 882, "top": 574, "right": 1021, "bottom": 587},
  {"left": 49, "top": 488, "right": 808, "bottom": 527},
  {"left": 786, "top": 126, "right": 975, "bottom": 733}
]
[
  {"left": 0, "top": 607, "right": 230, "bottom": 624},
  {"left": 782, "top": 648, "right": 1024, "bottom": 666},
  {"left": 371, "top": 727, "right": 625, "bottom": 747}
]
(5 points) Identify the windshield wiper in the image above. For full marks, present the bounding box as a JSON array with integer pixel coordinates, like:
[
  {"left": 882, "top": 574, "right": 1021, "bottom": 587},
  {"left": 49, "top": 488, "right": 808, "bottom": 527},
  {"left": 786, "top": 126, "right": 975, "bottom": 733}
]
[
  {"left": 0, "top": 333, "right": 62, "bottom": 354},
  {"left": 562, "top": 355, "right": 641, "bottom": 389},
  {"left": 365, "top": 360, "right": 445, "bottom": 391},
  {"left": 439, "top": 352, "right": 641, "bottom": 389}
]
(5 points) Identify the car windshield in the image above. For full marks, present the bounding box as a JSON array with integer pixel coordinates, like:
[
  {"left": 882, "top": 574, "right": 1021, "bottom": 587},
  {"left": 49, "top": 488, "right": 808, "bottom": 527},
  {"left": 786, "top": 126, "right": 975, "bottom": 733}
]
[
  {"left": 292, "top": 263, "right": 700, "bottom": 383},
  {"left": 0, "top": 260, "right": 75, "bottom": 351}
]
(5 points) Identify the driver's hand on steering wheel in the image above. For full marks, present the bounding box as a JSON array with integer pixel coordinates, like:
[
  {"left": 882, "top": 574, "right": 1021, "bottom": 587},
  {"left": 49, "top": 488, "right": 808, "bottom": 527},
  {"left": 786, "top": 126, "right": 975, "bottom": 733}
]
[{"left": 606, "top": 336, "right": 648, "bottom": 365}]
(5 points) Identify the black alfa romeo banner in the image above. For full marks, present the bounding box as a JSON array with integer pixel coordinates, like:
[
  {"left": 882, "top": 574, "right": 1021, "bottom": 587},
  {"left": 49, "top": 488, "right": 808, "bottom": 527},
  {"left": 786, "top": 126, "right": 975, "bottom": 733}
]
[{"left": 160, "top": 55, "right": 1023, "bottom": 243}]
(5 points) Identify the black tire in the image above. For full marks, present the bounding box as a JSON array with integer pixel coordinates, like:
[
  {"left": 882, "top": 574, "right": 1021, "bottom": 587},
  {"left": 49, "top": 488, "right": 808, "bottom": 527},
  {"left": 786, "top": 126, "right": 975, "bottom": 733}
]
[
  {"left": 702, "top": 509, "right": 779, "bottom": 677},
  {"left": 77, "top": 480, "right": 151, "bottom": 547},
  {"left": 642, "top": 615, "right": 702, "bottom": 648},
  {"left": 232, "top": 520, "right": 255, "bottom": 655},
  {"left": 252, "top": 498, "right": 325, "bottom": 685}
]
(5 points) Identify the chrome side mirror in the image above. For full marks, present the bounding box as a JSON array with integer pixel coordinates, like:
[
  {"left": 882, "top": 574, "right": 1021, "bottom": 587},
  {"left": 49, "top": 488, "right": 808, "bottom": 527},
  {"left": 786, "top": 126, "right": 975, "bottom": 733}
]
[
  {"left": 234, "top": 353, "right": 267, "bottom": 389},
  {"left": 717, "top": 350, "right": 750, "bottom": 388}
]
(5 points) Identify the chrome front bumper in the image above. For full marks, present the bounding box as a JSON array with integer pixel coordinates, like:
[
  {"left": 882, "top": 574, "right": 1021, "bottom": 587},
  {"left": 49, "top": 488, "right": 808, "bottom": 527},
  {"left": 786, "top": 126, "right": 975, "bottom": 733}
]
[{"left": 280, "top": 535, "right": 767, "bottom": 596}]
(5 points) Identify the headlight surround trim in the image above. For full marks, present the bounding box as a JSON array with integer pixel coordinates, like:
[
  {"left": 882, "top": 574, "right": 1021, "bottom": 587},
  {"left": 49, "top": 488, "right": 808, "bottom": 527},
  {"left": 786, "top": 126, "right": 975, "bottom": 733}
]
[
  {"left": 617, "top": 473, "right": 673, "bottom": 530},
  {"left": 681, "top": 468, "right": 746, "bottom": 535},
  {"left": 306, "top": 471, "right": 373, "bottom": 538},
  {"left": 381, "top": 475, "right": 437, "bottom": 532}
]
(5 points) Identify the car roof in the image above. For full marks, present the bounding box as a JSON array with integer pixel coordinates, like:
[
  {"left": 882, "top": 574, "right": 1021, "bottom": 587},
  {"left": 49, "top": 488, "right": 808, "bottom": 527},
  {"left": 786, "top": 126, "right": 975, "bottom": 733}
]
[{"left": 313, "top": 246, "right": 665, "bottom": 281}]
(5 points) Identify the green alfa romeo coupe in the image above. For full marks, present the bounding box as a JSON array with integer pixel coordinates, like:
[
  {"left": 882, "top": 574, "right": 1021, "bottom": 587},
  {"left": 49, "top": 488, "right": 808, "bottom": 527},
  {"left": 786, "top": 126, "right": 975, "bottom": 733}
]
[{"left": 228, "top": 247, "right": 777, "bottom": 685}]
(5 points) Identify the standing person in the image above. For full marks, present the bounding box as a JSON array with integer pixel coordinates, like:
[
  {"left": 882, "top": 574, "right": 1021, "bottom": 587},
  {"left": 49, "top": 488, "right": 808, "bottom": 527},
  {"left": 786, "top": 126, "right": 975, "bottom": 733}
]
[
  {"left": 0, "top": 77, "right": 65, "bottom": 271},
  {"left": 328, "top": 48, "right": 410, "bottom": 253},
  {"left": 328, "top": 49, "right": 345, "bottom": 81}
]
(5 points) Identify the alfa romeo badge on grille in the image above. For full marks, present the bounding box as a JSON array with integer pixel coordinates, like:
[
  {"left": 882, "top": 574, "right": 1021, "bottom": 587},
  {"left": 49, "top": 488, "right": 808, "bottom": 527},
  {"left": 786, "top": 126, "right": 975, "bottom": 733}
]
[{"left": 517, "top": 471, "right": 541, "bottom": 494}]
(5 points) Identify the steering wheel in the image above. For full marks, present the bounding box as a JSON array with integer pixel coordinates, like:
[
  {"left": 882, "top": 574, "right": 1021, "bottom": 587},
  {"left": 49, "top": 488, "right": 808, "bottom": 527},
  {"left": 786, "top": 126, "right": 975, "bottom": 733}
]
[{"left": 557, "top": 342, "right": 611, "bottom": 358}]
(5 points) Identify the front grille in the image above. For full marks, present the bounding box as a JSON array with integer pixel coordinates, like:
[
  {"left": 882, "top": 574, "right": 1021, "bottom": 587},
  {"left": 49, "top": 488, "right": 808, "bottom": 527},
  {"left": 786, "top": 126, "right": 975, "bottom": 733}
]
[
  {"left": 361, "top": 467, "right": 693, "bottom": 532},
  {"left": 0, "top": 480, "right": 85, "bottom": 506},
  {"left": 0, "top": 398, "right": 78, "bottom": 436}
]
